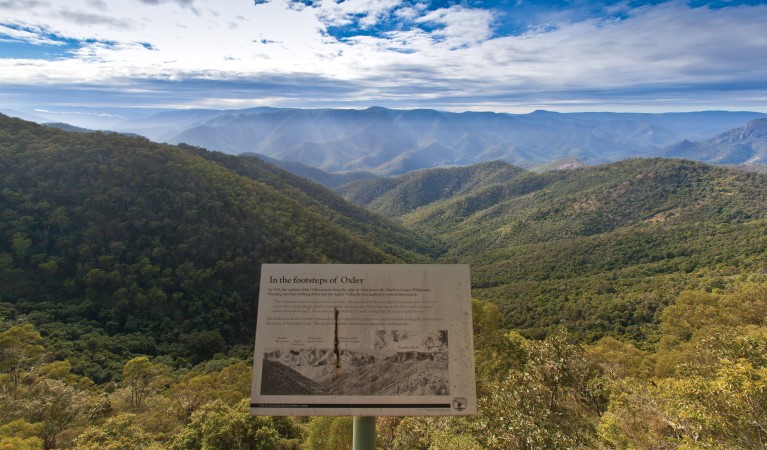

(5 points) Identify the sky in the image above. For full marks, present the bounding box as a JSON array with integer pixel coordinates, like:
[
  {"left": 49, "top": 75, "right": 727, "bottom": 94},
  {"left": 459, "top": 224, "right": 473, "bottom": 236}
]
[{"left": 1, "top": 0, "right": 767, "bottom": 117}]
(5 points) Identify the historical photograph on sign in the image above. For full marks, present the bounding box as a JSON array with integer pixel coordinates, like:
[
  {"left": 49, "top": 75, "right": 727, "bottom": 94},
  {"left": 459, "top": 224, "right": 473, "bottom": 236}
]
[
  {"left": 261, "top": 329, "right": 449, "bottom": 396},
  {"left": 250, "top": 264, "right": 476, "bottom": 416}
]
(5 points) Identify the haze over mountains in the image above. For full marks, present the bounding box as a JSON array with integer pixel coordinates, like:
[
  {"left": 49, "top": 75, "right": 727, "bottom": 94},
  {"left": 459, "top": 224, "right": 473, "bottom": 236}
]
[
  {"left": 138, "top": 108, "right": 767, "bottom": 174},
  {"left": 664, "top": 118, "right": 767, "bottom": 164},
  {"left": 11, "top": 107, "right": 767, "bottom": 177},
  {"left": 3, "top": 107, "right": 767, "bottom": 179}
]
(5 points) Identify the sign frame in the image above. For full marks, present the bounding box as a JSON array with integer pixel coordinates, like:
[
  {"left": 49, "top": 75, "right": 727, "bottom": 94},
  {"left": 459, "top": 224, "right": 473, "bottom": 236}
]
[{"left": 250, "top": 264, "right": 476, "bottom": 416}]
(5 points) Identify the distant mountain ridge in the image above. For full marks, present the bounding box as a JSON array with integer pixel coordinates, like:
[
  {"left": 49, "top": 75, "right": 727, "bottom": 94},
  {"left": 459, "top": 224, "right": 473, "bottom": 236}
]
[
  {"left": 104, "top": 107, "right": 766, "bottom": 175},
  {"left": 664, "top": 118, "right": 767, "bottom": 164}
]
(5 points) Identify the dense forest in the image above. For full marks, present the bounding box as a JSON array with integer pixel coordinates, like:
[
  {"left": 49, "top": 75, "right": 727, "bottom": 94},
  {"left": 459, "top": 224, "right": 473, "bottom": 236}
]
[
  {"left": 2, "top": 113, "right": 767, "bottom": 448},
  {"left": 342, "top": 159, "right": 767, "bottom": 343}
]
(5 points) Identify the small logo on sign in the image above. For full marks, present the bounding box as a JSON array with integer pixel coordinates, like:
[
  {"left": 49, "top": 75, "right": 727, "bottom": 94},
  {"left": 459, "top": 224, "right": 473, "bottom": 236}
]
[{"left": 452, "top": 397, "right": 467, "bottom": 411}]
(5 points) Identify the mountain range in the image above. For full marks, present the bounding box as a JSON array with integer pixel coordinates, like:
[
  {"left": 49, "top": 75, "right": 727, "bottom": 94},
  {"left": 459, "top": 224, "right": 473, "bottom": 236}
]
[
  {"left": 10, "top": 106, "right": 766, "bottom": 176},
  {"left": 143, "top": 108, "right": 767, "bottom": 174},
  {"left": 2, "top": 112, "right": 767, "bottom": 356},
  {"left": 8, "top": 107, "right": 767, "bottom": 179},
  {"left": 664, "top": 118, "right": 767, "bottom": 164}
]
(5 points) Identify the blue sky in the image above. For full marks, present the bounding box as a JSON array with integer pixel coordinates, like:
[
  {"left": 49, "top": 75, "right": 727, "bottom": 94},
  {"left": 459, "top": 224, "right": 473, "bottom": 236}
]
[{"left": 1, "top": 0, "right": 767, "bottom": 117}]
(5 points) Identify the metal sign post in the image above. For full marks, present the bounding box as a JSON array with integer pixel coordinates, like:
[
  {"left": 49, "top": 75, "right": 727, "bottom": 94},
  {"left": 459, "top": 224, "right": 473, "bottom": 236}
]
[{"left": 353, "top": 416, "right": 376, "bottom": 450}]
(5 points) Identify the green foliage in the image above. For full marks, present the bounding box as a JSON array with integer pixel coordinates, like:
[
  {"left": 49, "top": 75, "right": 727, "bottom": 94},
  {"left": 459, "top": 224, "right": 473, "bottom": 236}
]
[
  {"left": 474, "top": 330, "right": 604, "bottom": 449},
  {"left": 0, "top": 436, "right": 42, "bottom": 450},
  {"left": 169, "top": 400, "right": 300, "bottom": 450},
  {"left": 598, "top": 378, "right": 675, "bottom": 449},
  {"left": 380, "top": 325, "right": 606, "bottom": 450},
  {"left": 122, "top": 357, "right": 170, "bottom": 409},
  {"left": 180, "top": 330, "right": 227, "bottom": 364},
  {"left": 23, "top": 378, "right": 89, "bottom": 449},
  {"left": 598, "top": 285, "right": 767, "bottom": 448},
  {"left": 302, "top": 416, "right": 352, "bottom": 450},
  {"left": 180, "top": 144, "right": 444, "bottom": 262},
  {"left": 389, "top": 416, "right": 481, "bottom": 450},
  {"left": 167, "top": 361, "right": 251, "bottom": 424},
  {"left": 655, "top": 285, "right": 767, "bottom": 378},
  {"left": 0, "top": 324, "right": 47, "bottom": 398},
  {"left": 0, "top": 420, "right": 43, "bottom": 450},
  {"left": 585, "top": 336, "right": 652, "bottom": 379},
  {"left": 602, "top": 362, "right": 767, "bottom": 449},
  {"left": 74, "top": 414, "right": 158, "bottom": 450},
  {"left": 0, "top": 321, "right": 299, "bottom": 449},
  {"left": 1, "top": 288, "right": 766, "bottom": 449},
  {"left": 471, "top": 300, "right": 527, "bottom": 391},
  {"left": 349, "top": 157, "right": 767, "bottom": 341}
]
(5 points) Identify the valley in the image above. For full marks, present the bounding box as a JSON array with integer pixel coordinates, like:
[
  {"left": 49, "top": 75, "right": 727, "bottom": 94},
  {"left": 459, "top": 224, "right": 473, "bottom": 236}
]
[
  {"left": 338, "top": 157, "right": 767, "bottom": 341},
  {"left": 1, "top": 112, "right": 767, "bottom": 449}
]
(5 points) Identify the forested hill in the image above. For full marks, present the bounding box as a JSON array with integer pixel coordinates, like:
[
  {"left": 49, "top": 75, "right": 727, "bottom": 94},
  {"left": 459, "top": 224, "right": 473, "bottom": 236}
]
[
  {"left": 341, "top": 158, "right": 767, "bottom": 340},
  {"left": 0, "top": 114, "right": 436, "bottom": 380},
  {"left": 175, "top": 146, "right": 443, "bottom": 261},
  {"left": 337, "top": 160, "right": 525, "bottom": 216}
]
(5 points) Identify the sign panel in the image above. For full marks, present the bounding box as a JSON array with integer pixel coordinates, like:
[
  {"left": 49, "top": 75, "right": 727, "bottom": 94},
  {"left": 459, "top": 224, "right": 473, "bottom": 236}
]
[{"left": 250, "top": 264, "right": 476, "bottom": 416}]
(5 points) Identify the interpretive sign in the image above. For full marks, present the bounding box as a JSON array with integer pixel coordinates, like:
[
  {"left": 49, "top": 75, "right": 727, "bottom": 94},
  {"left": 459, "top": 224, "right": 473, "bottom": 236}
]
[{"left": 250, "top": 264, "right": 476, "bottom": 416}]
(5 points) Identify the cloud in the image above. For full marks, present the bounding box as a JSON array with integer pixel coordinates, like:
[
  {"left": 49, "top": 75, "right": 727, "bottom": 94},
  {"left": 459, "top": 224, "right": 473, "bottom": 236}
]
[
  {"left": 416, "top": 5, "right": 495, "bottom": 47},
  {"left": 311, "top": 0, "right": 403, "bottom": 28},
  {"left": 137, "top": 0, "right": 196, "bottom": 6},
  {"left": 86, "top": 0, "right": 108, "bottom": 10},
  {"left": 394, "top": 3, "right": 427, "bottom": 21},
  {"left": 0, "top": 0, "right": 46, "bottom": 10},
  {"left": 1, "top": 0, "right": 766, "bottom": 113},
  {"left": 34, "top": 108, "right": 123, "bottom": 118},
  {"left": 0, "top": 24, "right": 63, "bottom": 45},
  {"left": 57, "top": 11, "right": 134, "bottom": 28}
]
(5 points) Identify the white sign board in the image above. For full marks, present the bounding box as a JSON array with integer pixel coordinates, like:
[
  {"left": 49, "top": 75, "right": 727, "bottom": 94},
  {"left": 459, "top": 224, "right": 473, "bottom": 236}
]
[{"left": 250, "top": 264, "right": 476, "bottom": 416}]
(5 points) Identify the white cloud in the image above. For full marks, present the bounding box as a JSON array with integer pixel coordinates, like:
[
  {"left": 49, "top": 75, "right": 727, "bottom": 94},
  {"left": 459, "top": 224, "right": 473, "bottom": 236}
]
[
  {"left": 392, "top": 2, "right": 767, "bottom": 93},
  {"left": 0, "top": 0, "right": 766, "bottom": 112},
  {"left": 394, "top": 3, "right": 427, "bottom": 21},
  {"left": 416, "top": 5, "right": 495, "bottom": 48},
  {"left": 0, "top": 23, "right": 62, "bottom": 45},
  {"left": 314, "top": 0, "right": 403, "bottom": 28},
  {"left": 0, "top": 0, "right": 339, "bottom": 79}
]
